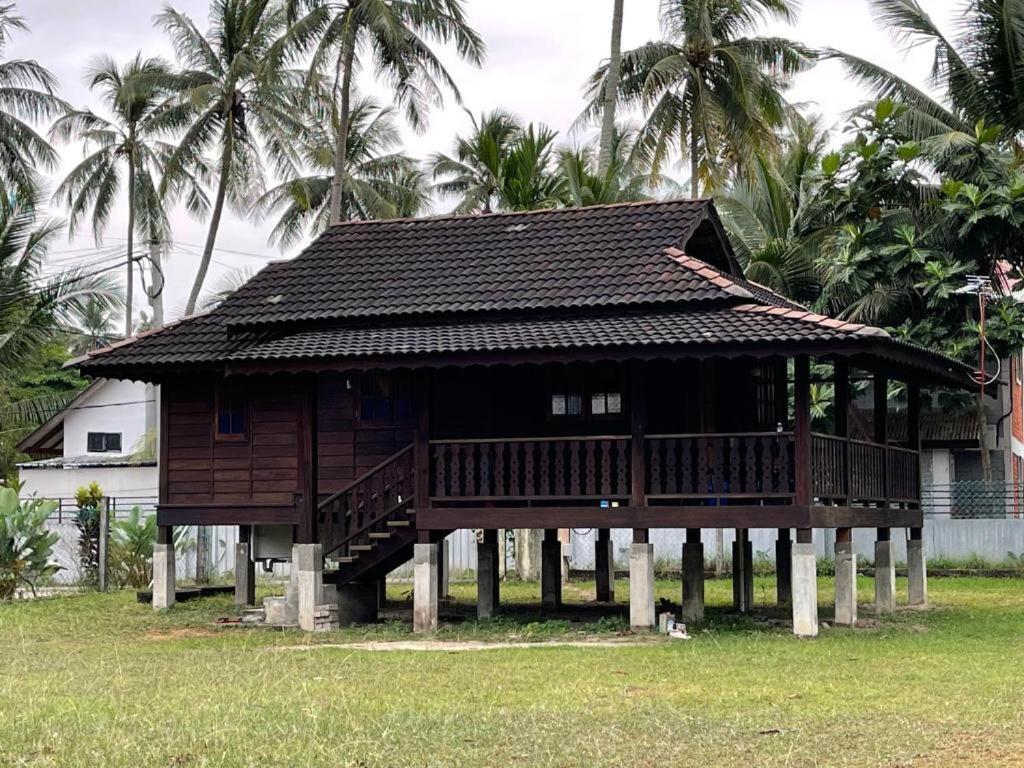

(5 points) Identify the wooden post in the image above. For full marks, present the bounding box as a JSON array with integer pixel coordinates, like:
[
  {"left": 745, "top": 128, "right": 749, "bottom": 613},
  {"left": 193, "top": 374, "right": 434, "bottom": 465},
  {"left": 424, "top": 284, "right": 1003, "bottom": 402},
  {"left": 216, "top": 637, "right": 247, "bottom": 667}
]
[
  {"left": 907, "top": 380, "right": 922, "bottom": 508},
  {"left": 295, "top": 375, "right": 319, "bottom": 544},
  {"left": 794, "top": 356, "right": 811, "bottom": 507},
  {"left": 414, "top": 369, "right": 431, "bottom": 513},
  {"left": 98, "top": 497, "right": 110, "bottom": 592},
  {"left": 630, "top": 361, "right": 646, "bottom": 510},
  {"left": 874, "top": 371, "right": 889, "bottom": 509},
  {"left": 235, "top": 525, "right": 255, "bottom": 606},
  {"left": 776, "top": 528, "right": 792, "bottom": 605}
]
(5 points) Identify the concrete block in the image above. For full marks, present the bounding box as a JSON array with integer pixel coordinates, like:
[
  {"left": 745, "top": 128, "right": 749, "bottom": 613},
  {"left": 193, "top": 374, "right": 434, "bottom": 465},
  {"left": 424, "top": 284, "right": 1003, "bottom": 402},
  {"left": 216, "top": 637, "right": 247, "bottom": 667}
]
[
  {"left": 263, "top": 566, "right": 299, "bottom": 626},
  {"left": 595, "top": 533, "right": 615, "bottom": 602},
  {"left": 629, "top": 542, "right": 655, "bottom": 630},
  {"left": 294, "top": 543, "right": 324, "bottom": 632},
  {"left": 414, "top": 542, "right": 438, "bottom": 633},
  {"left": 681, "top": 541, "right": 704, "bottom": 623},
  {"left": 541, "top": 539, "right": 562, "bottom": 609},
  {"left": 907, "top": 538, "right": 927, "bottom": 607},
  {"left": 875, "top": 539, "right": 896, "bottom": 614},
  {"left": 477, "top": 541, "right": 498, "bottom": 619},
  {"left": 234, "top": 541, "right": 255, "bottom": 606},
  {"left": 791, "top": 542, "right": 818, "bottom": 638},
  {"left": 152, "top": 541, "right": 175, "bottom": 611},
  {"left": 834, "top": 540, "right": 857, "bottom": 626}
]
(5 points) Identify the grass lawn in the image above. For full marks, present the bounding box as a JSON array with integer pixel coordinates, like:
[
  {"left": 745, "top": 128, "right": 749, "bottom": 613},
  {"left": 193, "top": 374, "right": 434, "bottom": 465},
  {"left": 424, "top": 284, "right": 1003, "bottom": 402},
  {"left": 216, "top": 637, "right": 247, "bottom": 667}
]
[{"left": 2, "top": 576, "right": 1024, "bottom": 767}]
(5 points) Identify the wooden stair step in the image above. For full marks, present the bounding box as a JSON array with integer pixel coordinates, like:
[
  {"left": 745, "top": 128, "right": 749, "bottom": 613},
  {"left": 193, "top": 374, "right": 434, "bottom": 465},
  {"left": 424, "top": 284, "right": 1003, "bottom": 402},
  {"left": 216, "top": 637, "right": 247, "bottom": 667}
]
[
  {"left": 336, "top": 556, "right": 358, "bottom": 564},
  {"left": 368, "top": 532, "right": 393, "bottom": 540},
  {"left": 350, "top": 544, "right": 376, "bottom": 552},
  {"left": 386, "top": 520, "right": 411, "bottom": 528}
]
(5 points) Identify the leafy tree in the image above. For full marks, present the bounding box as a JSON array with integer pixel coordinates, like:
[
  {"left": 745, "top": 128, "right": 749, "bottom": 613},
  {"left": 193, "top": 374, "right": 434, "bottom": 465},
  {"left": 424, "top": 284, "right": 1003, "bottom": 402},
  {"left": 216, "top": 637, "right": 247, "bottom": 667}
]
[
  {"left": 828, "top": 0, "right": 1024, "bottom": 147},
  {"left": 0, "top": 5, "right": 67, "bottom": 202},
  {"left": 285, "top": 0, "right": 485, "bottom": 225},
  {"left": 581, "top": 0, "right": 813, "bottom": 195},
  {"left": 157, "top": 0, "right": 303, "bottom": 315},
  {"left": 50, "top": 54, "right": 182, "bottom": 336},
  {"left": 254, "top": 95, "right": 427, "bottom": 247}
]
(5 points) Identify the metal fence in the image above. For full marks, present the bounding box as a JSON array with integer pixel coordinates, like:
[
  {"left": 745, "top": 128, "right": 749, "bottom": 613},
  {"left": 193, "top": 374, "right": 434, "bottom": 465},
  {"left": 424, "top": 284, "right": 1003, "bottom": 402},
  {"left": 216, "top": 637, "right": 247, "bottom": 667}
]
[{"left": 922, "top": 482, "right": 1024, "bottom": 519}]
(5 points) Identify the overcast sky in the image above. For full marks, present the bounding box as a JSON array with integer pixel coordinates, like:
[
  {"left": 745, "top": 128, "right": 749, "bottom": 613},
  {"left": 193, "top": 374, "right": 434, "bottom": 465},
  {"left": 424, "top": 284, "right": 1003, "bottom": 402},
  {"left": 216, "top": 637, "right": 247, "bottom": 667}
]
[{"left": 12, "top": 0, "right": 961, "bottom": 322}]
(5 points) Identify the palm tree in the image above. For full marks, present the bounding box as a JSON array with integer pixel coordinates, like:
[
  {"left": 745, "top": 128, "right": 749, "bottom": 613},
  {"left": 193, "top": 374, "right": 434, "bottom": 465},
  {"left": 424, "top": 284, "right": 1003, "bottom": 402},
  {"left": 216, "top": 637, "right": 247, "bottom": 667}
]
[
  {"left": 581, "top": 0, "right": 814, "bottom": 196},
  {"left": 0, "top": 195, "right": 121, "bottom": 428},
  {"left": 50, "top": 54, "right": 179, "bottom": 337},
  {"left": 0, "top": 5, "right": 66, "bottom": 203},
  {"left": 827, "top": 0, "right": 1024, "bottom": 146},
  {"left": 598, "top": 0, "right": 625, "bottom": 176},
  {"left": 559, "top": 127, "right": 655, "bottom": 207},
  {"left": 429, "top": 109, "right": 522, "bottom": 213},
  {"left": 68, "top": 297, "right": 118, "bottom": 356},
  {"left": 285, "top": 0, "right": 485, "bottom": 225},
  {"left": 718, "top": 116, "right": 830, "bottom": 301},
  {"left": 254, "top": 95, "right": 428, "bottom": 247},
  {"left": 157, "top": 1, "right": 304, "bottom": 316}
]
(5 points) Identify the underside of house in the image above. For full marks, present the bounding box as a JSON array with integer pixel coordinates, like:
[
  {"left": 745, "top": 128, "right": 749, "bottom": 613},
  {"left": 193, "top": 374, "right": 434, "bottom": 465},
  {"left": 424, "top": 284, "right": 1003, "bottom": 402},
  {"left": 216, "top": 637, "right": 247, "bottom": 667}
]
[{"left": 73, "top": 199, "right": 979, "bottom": 636}]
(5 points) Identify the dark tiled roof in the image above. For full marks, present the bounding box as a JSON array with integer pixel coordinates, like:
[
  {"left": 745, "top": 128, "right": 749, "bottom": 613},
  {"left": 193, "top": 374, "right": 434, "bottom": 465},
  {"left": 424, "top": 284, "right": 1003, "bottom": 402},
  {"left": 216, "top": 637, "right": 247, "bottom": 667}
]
[
  {"left": 857, "top": 410, "right": 980, "bottom": 444},
  {"left": 225, "top": 305, "right": 885, "bottom": 362},
  {"left": 215, "top": 199, "right": 748, "bottom": 329}
]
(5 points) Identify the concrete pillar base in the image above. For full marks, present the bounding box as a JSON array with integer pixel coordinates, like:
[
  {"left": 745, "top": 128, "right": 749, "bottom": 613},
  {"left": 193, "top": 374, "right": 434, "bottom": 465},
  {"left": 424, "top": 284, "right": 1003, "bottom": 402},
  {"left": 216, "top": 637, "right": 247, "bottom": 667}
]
[
  {"left": 294, "top": 543, "right": 324, "bottom": 632},
  {"left": 477, "top": 541, "right": 499, "bottom": 619},
  {"left": 234, "top": 541, "right": 255, "bottom": 606},
  {"left": 908, "top": 538, "right": 927, "bottom": 607},
  {"left": 681, "top": 541, "right": 704, "bottom": 623},
  {"left": 629, "top": 542, "right": 655, "bottom": 629},
  {"left": 791, "top": 542, "right": 818, "bottom": 637},
  {"left": 152, "top": 540, "right": 176, "bottom": 611},
  {"left": 414, "top": 542, "right": 439, "bottom": 632},
  {"left": 541, "top": 538, "right": 562, "bottom": 609},
  {"left": 834, "top": 540, "right": 857, "bottom": 626},
  {"left": 875, "top": 539, "right": 896, "bottom": 614},
  {"left": 595, "top": 531, "right": 615, "bottom": 602},
  {"left": 331, "top": 581, "right": 379, "bottom": 625}
]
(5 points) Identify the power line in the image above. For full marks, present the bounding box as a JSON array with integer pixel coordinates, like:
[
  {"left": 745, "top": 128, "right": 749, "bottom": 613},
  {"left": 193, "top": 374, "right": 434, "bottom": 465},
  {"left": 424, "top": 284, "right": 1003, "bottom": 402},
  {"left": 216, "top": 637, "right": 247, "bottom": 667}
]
[{"left": 0, "top": 398, "right": 155, "bottom": 420}]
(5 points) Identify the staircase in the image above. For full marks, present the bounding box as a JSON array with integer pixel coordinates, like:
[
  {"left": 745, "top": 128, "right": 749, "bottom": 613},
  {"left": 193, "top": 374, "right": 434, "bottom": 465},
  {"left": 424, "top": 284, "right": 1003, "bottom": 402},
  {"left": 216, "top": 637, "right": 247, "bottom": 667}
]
[{"left": 318, "top": 445, "right": 422, "bottom": 586}]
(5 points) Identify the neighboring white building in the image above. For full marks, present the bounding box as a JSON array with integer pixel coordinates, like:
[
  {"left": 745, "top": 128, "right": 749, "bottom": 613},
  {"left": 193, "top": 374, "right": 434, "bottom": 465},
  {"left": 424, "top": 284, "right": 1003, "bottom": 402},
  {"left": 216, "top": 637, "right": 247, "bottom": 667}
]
[{"left": 16, "top": 378, "right": 159, "bottom": 507}]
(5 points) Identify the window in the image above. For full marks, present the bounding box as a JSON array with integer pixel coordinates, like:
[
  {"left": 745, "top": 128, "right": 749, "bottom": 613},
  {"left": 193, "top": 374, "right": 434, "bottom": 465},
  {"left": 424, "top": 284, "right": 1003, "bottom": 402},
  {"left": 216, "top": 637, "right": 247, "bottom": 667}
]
[
  {"left": 215, "top": 387, "right": 248, "bottom": 441},
  {"left": 87, "top": 432, "right": 122, "bottom": 453},
  {"left": 590, "top": 392, "right": 622, "bottom": 416},
  {"left": 551, "top": 393, "right": 582, "bottom": 417},
  {"left": 360, "top": 372, "right": 393, "bottom": 422}
]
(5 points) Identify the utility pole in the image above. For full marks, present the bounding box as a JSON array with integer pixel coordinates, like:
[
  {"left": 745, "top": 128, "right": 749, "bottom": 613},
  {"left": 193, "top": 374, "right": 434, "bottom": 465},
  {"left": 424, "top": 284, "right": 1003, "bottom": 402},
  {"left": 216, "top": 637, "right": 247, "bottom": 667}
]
[{"left": 957, "top": 276, "right": 996, "bottom": 482}]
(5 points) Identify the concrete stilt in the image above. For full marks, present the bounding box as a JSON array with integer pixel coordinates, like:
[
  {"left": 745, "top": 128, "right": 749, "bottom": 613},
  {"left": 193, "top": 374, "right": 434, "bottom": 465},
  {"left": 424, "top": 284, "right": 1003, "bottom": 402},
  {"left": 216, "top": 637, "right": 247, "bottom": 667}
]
[
  {"left": 334, "top": 580, "right": 380, "bottom": 625},
  {"left": 437, "top": 537, "right": 450, "bottom": 599},
  {"left": 477, "top": 534, "right": 499, "bottom": 619},
  {"left": 541, "top": 529, "right": 562, "bottom": 609},
  {"left": 234, "top": 526, "right": 255, "bottom": 606},
  {"left": 732, "top": 529, "right": 753, "bottom": 613},
  {"left": 629, "top": 535, "right": 655, "bottom": 630},
  {"left": 681, "top": 528, "right": 704, "bottom": 623},
  {"left": 294, "top": 543, "right": 324, "bottom": 632},
  {"left": 833, "top": 528, "right": 857, "bottom": 626},
  {"left": 413, "top": 542, "right": 439, "bottom": 633},
  {"left": 595, "top": 528, "right": 615, "bottom": 602},
  {"left": 875, "top": 529, "right": 896, "bottom": 614},
  {"left": 791, "top": 529, "right": 818, "bottom": 637},
  {"left": 776, "top": 528, "right": 792, "bottom": 605},
  {"left": 152, "top": 526, "right": 175, "bottom": 611},
  {"left": 907, "top": 528, "right": 927, "bottom": 607}
]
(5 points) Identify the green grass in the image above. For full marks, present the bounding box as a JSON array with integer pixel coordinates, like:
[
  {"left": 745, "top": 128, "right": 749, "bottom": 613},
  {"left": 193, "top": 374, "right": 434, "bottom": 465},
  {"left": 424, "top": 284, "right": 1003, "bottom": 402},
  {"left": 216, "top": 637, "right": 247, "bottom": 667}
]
[{"left": 2, "top": 576, "right": 1024, "bottom": 767}]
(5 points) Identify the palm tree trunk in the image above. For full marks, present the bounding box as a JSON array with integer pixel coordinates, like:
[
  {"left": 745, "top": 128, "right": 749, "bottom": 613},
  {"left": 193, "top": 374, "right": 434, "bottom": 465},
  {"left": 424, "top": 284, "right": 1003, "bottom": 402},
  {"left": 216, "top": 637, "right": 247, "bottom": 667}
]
[
  {"left": 125, "top": 147, "right": 136, "bottom": 338},
  {"left": 185, "top": 126, "right": 232, "bottom": 316},
  {"left": 328, "top": 41, "right": 356, "bottom": 226},
  {"left": 597, "top": 0, "right": 624, "bottom": 177},
  {"left": 690, "top": 123, "right": 700, "bottom": 199}
]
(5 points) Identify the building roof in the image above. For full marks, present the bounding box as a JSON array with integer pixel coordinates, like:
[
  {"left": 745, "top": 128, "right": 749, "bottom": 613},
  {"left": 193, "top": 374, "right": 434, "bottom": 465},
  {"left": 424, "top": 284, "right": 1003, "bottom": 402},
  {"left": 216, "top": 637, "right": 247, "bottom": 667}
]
[
  {"left": 16, "top": 454, "right": 157, "bottom": 470},
  {"left": 71, "top": 199, "right": 978, "bottom": 390},
  {"left": 15, "top": 380, "right": 105, "bottom": 456}
]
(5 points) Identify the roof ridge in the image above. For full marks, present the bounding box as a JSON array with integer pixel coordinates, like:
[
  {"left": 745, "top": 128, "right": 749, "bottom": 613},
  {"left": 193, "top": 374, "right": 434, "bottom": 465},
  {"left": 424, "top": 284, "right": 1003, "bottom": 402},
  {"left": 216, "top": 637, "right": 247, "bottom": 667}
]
[
  {"left": 731, "top": 303, "right": 890, "bottom": 338},
  {"left": 320, "top": 197, "right": 714, "bottom": 230}
]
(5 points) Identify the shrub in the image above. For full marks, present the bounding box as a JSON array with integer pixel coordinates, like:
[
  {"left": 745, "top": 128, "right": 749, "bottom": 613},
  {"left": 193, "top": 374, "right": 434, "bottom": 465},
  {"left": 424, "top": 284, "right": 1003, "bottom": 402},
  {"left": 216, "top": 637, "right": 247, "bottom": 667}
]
[
  {"left": 0, "top": 487, "right": 60, "bottom": 599},
  {"left": 108, "top": 507, "right": 195, "bottom": 589},
  {"left": 73, "top": 482, "right": 104, "bottom": 585}
]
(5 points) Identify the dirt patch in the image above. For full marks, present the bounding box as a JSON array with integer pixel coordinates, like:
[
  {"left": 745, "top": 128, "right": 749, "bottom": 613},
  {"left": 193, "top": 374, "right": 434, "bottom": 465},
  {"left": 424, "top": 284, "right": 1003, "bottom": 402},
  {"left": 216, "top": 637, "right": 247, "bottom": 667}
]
[
  {"left": 145, "top": 627, "right": 219, "bottom": 641},
  {"left": 903, "top": 728, "right": 1024, "bottom": 767},
  {"left": 277, "top": 638, "right": 660, "bottom": 653}
]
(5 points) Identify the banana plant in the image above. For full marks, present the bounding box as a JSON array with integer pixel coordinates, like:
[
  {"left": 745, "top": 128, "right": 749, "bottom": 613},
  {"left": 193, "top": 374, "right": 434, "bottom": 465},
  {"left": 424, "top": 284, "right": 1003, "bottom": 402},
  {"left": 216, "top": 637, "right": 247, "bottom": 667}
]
[{"left": 0, "top": 486, "right": 60, "bottom": 599}]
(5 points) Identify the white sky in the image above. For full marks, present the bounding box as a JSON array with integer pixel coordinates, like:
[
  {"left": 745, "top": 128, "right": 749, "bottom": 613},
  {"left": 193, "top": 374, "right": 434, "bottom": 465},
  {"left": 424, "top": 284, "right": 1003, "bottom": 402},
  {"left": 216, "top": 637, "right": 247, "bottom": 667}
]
[{"left": 11, "top": 0, "right": 961, "bottom": 322}]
